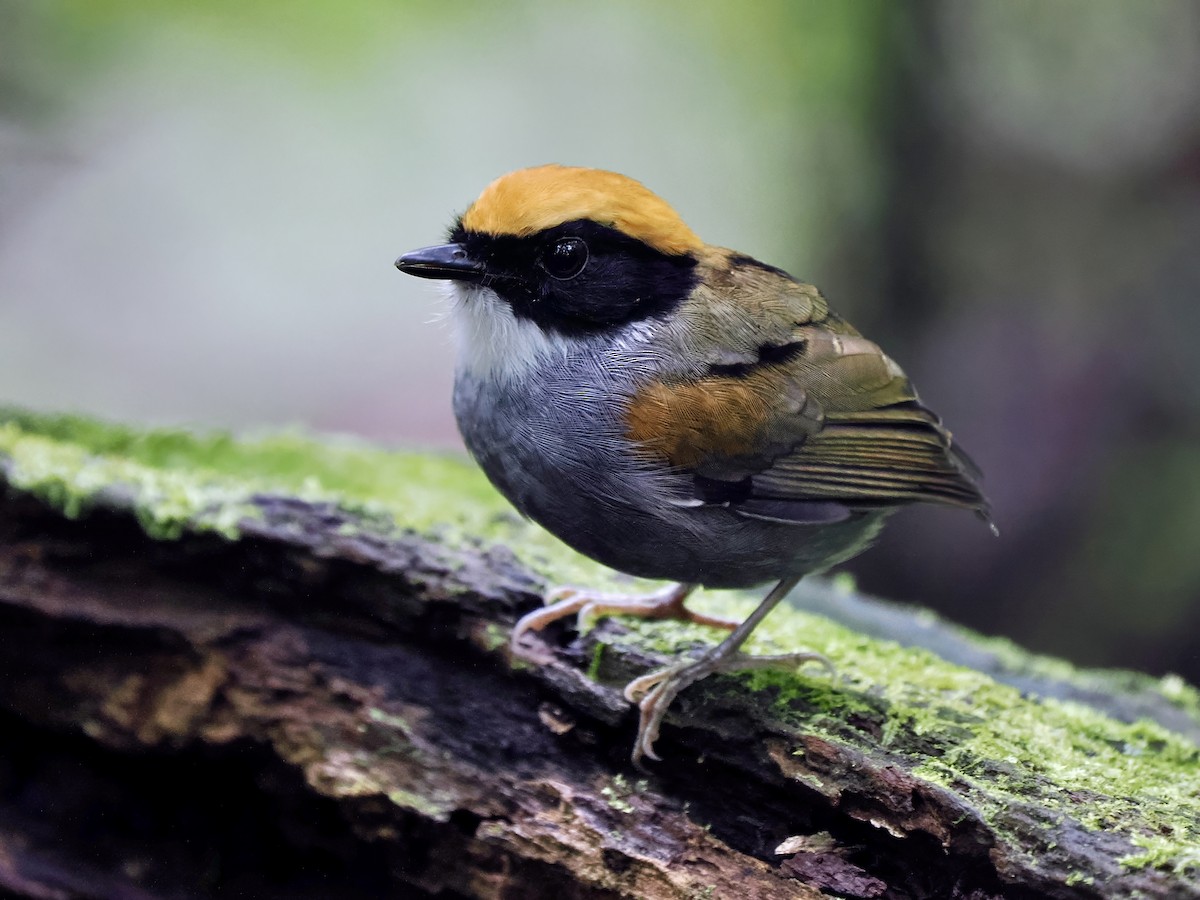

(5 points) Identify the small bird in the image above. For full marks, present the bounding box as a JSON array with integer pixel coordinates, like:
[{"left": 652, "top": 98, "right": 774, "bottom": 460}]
[{"left": 396, "top": 165, "right": 989, "bottom": 764}]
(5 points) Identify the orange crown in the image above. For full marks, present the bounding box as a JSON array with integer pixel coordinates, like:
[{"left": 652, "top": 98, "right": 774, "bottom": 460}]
[{"left": 461, "top": 165, "right": 703, "bottom": 256}]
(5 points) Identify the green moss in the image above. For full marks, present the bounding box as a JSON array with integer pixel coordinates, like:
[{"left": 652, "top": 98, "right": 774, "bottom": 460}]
[
  {"left": 4, "top": 408, "right": 1200, "bottom": 873},
  {"left": 830, "top": 571, "right": 857, "bottom": 593},
  {"left": 587, "top": 641, "right": 606, "bottom": 682},
  {"left": 1156, "top": 672, "right": 1200, "bottom": 724},
  {"left": 599, "top": 773, "right": 647, "bottom": 815},
  {"left": 1122, "top": 832, "right": 1200, "bottom": 875},
  {"left": 600, "top": 784, "right": 635, "bottom": 814},
  {"left": 613, "top": 596, "right": 1200, "bottom": 873},
  {"left": 480, "top": 622, "right": 511, "bottom": 654},
  {"left": 0, "top": 408, "right": 625, "bottom": 587},
  {"left": 949, "top": 628, "right": 1200, "bottom": 728}
]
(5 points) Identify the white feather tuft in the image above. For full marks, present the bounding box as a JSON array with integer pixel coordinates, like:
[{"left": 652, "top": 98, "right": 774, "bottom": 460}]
[{"left": 447, "top": 284, "right": 571, "bottom": 381}]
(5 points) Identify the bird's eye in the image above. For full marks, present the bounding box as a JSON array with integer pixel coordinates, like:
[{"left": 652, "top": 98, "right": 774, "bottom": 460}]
[{"left": 541, "top": 237, "right": 589, "bottom": 280}]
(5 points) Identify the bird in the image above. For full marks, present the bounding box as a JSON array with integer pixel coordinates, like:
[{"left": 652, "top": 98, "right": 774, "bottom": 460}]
[{"left": 395, "top": 164, "right": 989, "bottom": 765}]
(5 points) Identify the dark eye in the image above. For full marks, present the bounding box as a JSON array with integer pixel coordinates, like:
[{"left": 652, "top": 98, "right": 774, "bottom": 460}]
[{"left": 541, "top": 237, "right": 589, "bottom": 280}]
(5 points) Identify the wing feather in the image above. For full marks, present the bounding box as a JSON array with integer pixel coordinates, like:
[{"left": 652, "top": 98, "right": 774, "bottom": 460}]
[{"left": 626, "top": 252, "right": 989, "bottom": 522}]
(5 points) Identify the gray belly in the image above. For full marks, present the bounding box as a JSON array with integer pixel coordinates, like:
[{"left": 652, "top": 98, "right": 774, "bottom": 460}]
[{"left": 452, "top": 370, "right": 888, "bottom": 588}]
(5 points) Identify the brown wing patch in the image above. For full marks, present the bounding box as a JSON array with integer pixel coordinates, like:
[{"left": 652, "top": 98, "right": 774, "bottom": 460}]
[
  {"left": 621, "top": 247, "right": 988, "bottom": 516},
  {"left": 461, "top": 165, "right": 703, "bottom": 256},
  {"left": 627, "top": 320, "right": 988, "bottom": 515},
  {"left": 625, "top": 368, "right": 821, "bottom": 475}
]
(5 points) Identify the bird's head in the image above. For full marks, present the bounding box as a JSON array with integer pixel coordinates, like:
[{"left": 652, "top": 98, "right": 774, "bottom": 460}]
[{"left": 396, "top": 166, "right": 704, "bottom": 364}]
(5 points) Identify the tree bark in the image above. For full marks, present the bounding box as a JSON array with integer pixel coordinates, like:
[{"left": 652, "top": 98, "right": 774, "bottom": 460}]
[{"left": 0, "top": 412, "right": 1197, "bottom": 899}]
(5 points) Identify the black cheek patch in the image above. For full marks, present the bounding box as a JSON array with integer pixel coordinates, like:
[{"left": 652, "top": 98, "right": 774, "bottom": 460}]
[
  {"left": 539, "top": 249, "right": 697, "bottom": 332},
  {"left": 449, "top": 220, "right": 698, "bottom": 337}
]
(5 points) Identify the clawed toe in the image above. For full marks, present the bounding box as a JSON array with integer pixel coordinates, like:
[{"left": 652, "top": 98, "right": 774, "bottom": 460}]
[
  {"left": 512, "top": 576, "right": 834, "bottom": 766},
  {"left": 510, "top": 592, "right": 590, "bottom": 657},
  {"left": 544, "top": 585, "right": 582, "bottom": 604},
  {"left": 626, "top": 643, "right": 833, "bottom": 765},
  {"left": 510, "top": 582, "right": 707, "bottom": 657},
  {"left": 623, "top": 661, "right": 685, "bottom": 703}
]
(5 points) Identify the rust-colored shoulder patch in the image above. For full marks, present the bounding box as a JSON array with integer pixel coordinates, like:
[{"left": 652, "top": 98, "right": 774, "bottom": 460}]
[
  {"left": 461, "top": 165, "right": 703, "bottom": 256},
  {"left": 625, "top": 369, "right": 820, "bottom": 475}
]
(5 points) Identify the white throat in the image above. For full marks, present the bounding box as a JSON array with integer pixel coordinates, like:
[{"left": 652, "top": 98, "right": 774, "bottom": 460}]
[{"left": 447, "top": 284, "right": 572, "bottom": 381}]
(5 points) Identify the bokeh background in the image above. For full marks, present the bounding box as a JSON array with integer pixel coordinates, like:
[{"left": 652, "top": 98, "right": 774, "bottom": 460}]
[{"left": 3, "top": 1, "right": 1199, "bottom": 682}]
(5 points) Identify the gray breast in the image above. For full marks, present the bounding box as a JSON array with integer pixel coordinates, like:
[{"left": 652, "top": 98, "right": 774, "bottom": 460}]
[{"left": 451, "top": 341, "right": 887, "bottom": 589}]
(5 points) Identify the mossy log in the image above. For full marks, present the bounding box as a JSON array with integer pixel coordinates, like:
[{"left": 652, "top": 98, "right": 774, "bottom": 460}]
[{"left": 0, "top": 409, "right": 1198, "bottom": 899}]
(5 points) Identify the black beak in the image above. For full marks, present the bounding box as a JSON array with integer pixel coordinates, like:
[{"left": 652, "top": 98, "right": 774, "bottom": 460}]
[{"left": 394, "top": 243, "right": 486, "bottom": 282}]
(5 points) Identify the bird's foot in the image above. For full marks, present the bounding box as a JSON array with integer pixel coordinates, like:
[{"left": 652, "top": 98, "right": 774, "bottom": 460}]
[
  {"left": 623, "top": 647, "right": 834, "bottom": 765},
  {"left": 510, "top": 582, "right": 731, "bottom": 658}
]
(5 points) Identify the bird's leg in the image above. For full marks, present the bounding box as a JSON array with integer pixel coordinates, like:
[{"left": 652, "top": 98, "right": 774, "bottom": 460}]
[
  {"left": 622, "top": 576, "right": 833, "bottom": 765},
  {"left": 511, "top": 582, "right": 738, "bottom": 658}
]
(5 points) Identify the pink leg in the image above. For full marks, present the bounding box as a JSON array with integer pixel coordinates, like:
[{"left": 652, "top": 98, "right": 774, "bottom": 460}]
[
  {"left": 511, "top": 582, "right": 737, "bottom": 658},
  {"left": 621, "top": 577, "right": 833, "bottom": 765}
]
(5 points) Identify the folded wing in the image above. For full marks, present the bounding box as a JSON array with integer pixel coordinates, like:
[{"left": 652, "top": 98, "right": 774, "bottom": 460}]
[{"left": 624, "top": 266, "right": 989, "bottom": 525}]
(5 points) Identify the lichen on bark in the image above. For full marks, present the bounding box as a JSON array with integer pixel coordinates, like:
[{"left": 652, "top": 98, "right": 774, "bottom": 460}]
[{"left": 1, "top": 407, "right": 1198, "bottom": 898}]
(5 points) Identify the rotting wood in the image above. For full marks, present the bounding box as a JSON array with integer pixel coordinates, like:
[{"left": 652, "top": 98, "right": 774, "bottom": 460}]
[{"left": 0, "top": 416, "right": 1198, "bottom": 899}]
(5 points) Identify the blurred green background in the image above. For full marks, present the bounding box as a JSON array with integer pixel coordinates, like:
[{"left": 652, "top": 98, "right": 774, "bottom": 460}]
[{"left": 3, "top": 1, "right": 1199, "bottom": 682}]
